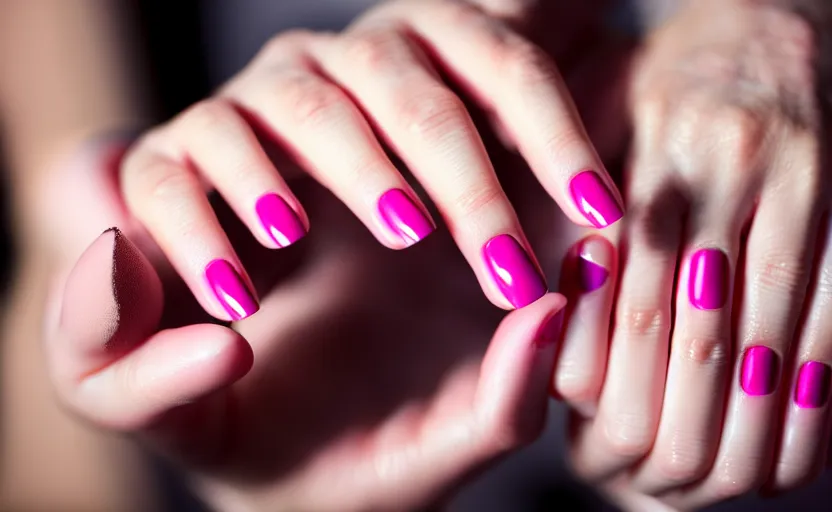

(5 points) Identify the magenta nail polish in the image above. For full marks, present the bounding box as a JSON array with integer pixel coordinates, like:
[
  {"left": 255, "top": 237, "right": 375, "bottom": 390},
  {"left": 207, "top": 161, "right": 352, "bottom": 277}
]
[
  {"left": 795, "top": 361, "right": 831, "bottom": 408},
  {"left": 577, "top": 255, "right": 609, "bottom": 293},
  {"left": 535, "top": 310, "right": 564, "bottom": 348},
  {"left": 205, "top": 259, "right": 259, "bottom": 320},
  {"left": 568, "top": 170, "right": 624, "bottom": 228},
  {"left": 378, "top": 189, "right": 434, "bottom": 246},
  {"left": 688, "top": 248, "right": 729, "bottom": 310},
  {"left": 255, "top": 194, "right": 307, "bottom": 248},
  {"left": 483, "top": 235, "right": 547, "bottom": 308},
  {"left": 741, "top": 346, "right": 779, "bottom": 396}
]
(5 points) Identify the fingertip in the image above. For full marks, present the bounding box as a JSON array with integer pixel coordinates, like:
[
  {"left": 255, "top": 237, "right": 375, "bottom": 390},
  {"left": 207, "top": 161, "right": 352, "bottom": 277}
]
[
  {"left": 562, "top": 234, "right": 615, "bottom": 295},
  {"left": 567, "top": 170, "right": 625, "bottom": 229}
]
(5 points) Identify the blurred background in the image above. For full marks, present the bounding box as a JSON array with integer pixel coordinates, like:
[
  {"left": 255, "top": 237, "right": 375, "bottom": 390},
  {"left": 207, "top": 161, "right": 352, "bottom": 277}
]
[{"left": 0, "top": 1, "right": 831, "bottom": 511}]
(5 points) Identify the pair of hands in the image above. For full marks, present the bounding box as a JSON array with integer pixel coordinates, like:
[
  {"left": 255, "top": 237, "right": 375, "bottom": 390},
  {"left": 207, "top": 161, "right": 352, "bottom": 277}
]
[{"left": 39, "top": 0, "right": 830, "bottom": 510}]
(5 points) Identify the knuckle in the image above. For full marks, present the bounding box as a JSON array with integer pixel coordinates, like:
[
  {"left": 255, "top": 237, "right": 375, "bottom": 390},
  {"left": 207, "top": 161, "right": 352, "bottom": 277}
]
[
  {"left": 773, "top": 457, "right": 820, "bottom": 490},
  {"left": 603, "top": 412, "right": 654, "bottom": 458},
  {"left": 616, "top": 305, "right": 670, "bottom": 338},
  {"left": 341, "top": 28, "right": 403, "bottom": 72},
  {"left": 131, "top": 160, "right": 195, "bottom": 209},
  {"left": 179, "top": 99, "right": 238, "bottom": 134},
  {"left": 677, "top": 336, "right": 730, "bottom": 368},
  {"left": 652, "top": 434, "right": 712, "bottom": 484},
  {"left": 633, "top": 94, "right": 667, "bottom": 123},
  {"left": 542, "top": 129, "right": 587, "bottom": 163},
  {"left": 556, "top": 378, "right": 602, "bottom": 405},
  {"left": 502, "top": 39, "right": 560, "bottom": 89},
  {"left": 441, "top": 1, "right": 487, "bottom": 27},
  {"left": 755, "top": 251, "right": 808, "bottom": 296},
  {"left": 555, "top": 365, "right": 602, "bottom": 404},
  {"left": 712, "top": 460, "right": 763, "bottom": 500},
  {"left": 398, "top": 88, "right": 469, "bottom": 141},
  {"left": 259, "top": 29, "right": 315, "bottom": 60},
  {"left": 453, "top": 184, "right": 504, "bottom": 218},
  {"left": 277, "top": 73, "right": 349, "bottom": 127},
  {"left": 713, "top": 106, "right": 765, "bottom": 167}
]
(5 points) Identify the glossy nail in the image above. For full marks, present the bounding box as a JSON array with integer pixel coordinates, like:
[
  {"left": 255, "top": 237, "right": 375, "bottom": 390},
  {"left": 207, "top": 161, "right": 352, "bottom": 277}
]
[
  {"left": 483, "top": 235, "right": 547, "bottom": 309},
  {"left": 569, "top": 170, "right": 624, "bottom": 228},
  {"left": 535, "top": 309, "right": 564, "bottom": 348},
  {"left": 205, "top": 259, "right": 259, "bottom": 320},
  {"left": 795, "top": 361, "right": 832, "bottom": 408},
  {"left": 577, "top": 255, "right": 609, "bottom": 293},
  {"left": 688, "top": 248, "right": 729, "bottom": 310},
  {"left": 255, "top": 194, "right": 307, "bottom": 248},
  {"left": 378, "top": 189, "right": 434, "bottom": 246},
  {"left": 741, "top": 346, "right": 779, "bottom": 396}
]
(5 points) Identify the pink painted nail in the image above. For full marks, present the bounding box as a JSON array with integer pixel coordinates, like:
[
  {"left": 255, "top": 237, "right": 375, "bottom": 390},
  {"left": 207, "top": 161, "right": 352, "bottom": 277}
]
[
  {"left": 568, "top": 170, "right": 624, "bottom": 228},
  {"left": 255, "top": 194, "right": 307, "bottom": 248},
  {"left": 577, "top": 255, "right": 609, "bottom": 293},
  {"left": 795, "top": 361, "right": 831, "bottom": 408},
  {"left": 205, "top": 259, "right": 259, "bottom": 320},
  {"left": 378, "top": 189, "right": 435, "bottom": 246},
  {"left": 483, "top": 235, "right": 547, "bottom": 309},
  {"left": 688, "top": 248, "right": 729, "bottom": 310},
  {"left": 535, "top": 309, "right": 564, "bottom": 348},
  {"left": 741, "top": 346, "right": 779, "bottom": 396}
]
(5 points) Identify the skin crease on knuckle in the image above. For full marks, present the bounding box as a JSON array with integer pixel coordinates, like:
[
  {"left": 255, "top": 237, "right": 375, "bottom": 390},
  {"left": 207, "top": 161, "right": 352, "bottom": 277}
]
[
  {"left": 280, "top": 74, "right": 351, "bottom": 129},
  {"left": 341, "top": 28, "right": 410, "bottom": 74},
  {"left": 397, "top": 89, "right": 471, "bottom": 144},
  {"left": 602, "top": 409, "right": 656, "bottom": 459},
  {"left": 651, "top": 432, "right": 713, "bottom": 484}
]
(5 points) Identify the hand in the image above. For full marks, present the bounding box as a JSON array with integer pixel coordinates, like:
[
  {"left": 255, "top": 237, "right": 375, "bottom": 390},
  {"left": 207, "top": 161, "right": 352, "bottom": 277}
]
[
  {"left": 114, "top": 0, "right": 623, "bottom": 321},
  {"left": 36, "top": 1, "right": 636, "bottom": 508},
  {"left": 556, "top": 1, "right": 832, "bottom": 509}
]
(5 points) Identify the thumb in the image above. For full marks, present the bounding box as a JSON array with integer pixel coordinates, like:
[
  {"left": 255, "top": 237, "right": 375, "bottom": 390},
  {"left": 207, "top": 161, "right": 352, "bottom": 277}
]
[{"left": 45, "top": 228, "right": 252, "bottom": 431}]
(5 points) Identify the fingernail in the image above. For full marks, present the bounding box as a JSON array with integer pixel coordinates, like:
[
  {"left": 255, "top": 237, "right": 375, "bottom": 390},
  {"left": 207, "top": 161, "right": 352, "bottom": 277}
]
[
  {"left": 577, "top": 255, "right": 609, "bottom": 293},
  {"left": 795, "top": 361, "right": 832, "bottom": 408},
  {"left": 483, "top": 234, "right": 548, "bottom": 309},
  {"left": 255, "top": 194, "right": 307, "bottom": 248},
  {"left": 535, "top": 309, "right": 564, "bottom": 348},
  {"left": 688, "top": 248, "right": 729, "bottom": 310},
  {"left": 568, "top": 170, "right": 624, "bottom": 228},
  {"left": 205, "top": 259, "right": 259, "bottom": 320},
  {"left": 378, "top": 188, "right": 435, "bottom": 246},
  {"left": 741, "top": 346, "right": 780, "bottom": 396}
]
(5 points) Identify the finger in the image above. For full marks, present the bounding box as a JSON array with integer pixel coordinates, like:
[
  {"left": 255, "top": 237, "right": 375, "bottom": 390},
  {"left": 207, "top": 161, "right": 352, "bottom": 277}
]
[
  {"left": 166, "top": 98, "right": 308, "bottom": 249},
  {"left": 121, "top": 140, "right": 260, "bottom": 321},
  {"left": 45, "top": 229, "right": 253, "bottom": 430},
  {"left": 769, "top": 217, "right": 832, "bottom": 492},
  {"left": 312, "top": 27, "right": 547, "bottom": 309},
  {"left": 366, "top": 0, "right": 624, "bottom": 229},
  {"left": 668, "top": 143, "right": 823, "bottom": 508},
  {"left": 552, "top": 234, "right": 616, "bottom": 415},
  {"left": 630, "top": 199, "right": 740, "bottom": 494},
  {"left": 221, "top": 33, "right": 437, "bottom": 251},
  {"left": 286, "top": 293, "right": 567, "bottom": 510},
  {"left": 473, "top": 292, "right": 567, "bottom": 445},
  {"left": 570, "top": 156, "right": 683, "bottom": 480}
]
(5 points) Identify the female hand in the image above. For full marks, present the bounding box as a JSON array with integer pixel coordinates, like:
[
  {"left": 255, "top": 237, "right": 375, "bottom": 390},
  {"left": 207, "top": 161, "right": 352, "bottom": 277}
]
[
  {"left": 555, "top": 0, "right": 832, "bottom": 508},
  {"left": 115, "top": 0, "right": 623, "bottom": 320},
  {"left": 37, "top": 1, "right": 635, "bottom": 509}
]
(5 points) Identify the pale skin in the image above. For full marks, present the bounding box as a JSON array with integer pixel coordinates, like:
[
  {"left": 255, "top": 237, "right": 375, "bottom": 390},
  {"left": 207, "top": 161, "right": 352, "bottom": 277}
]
[
  {"left": 557, "top": 0, "right": 832, "bottom": 510},
  {"left": 3, "top": 0, "right": 832, "bottom": 511}
]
